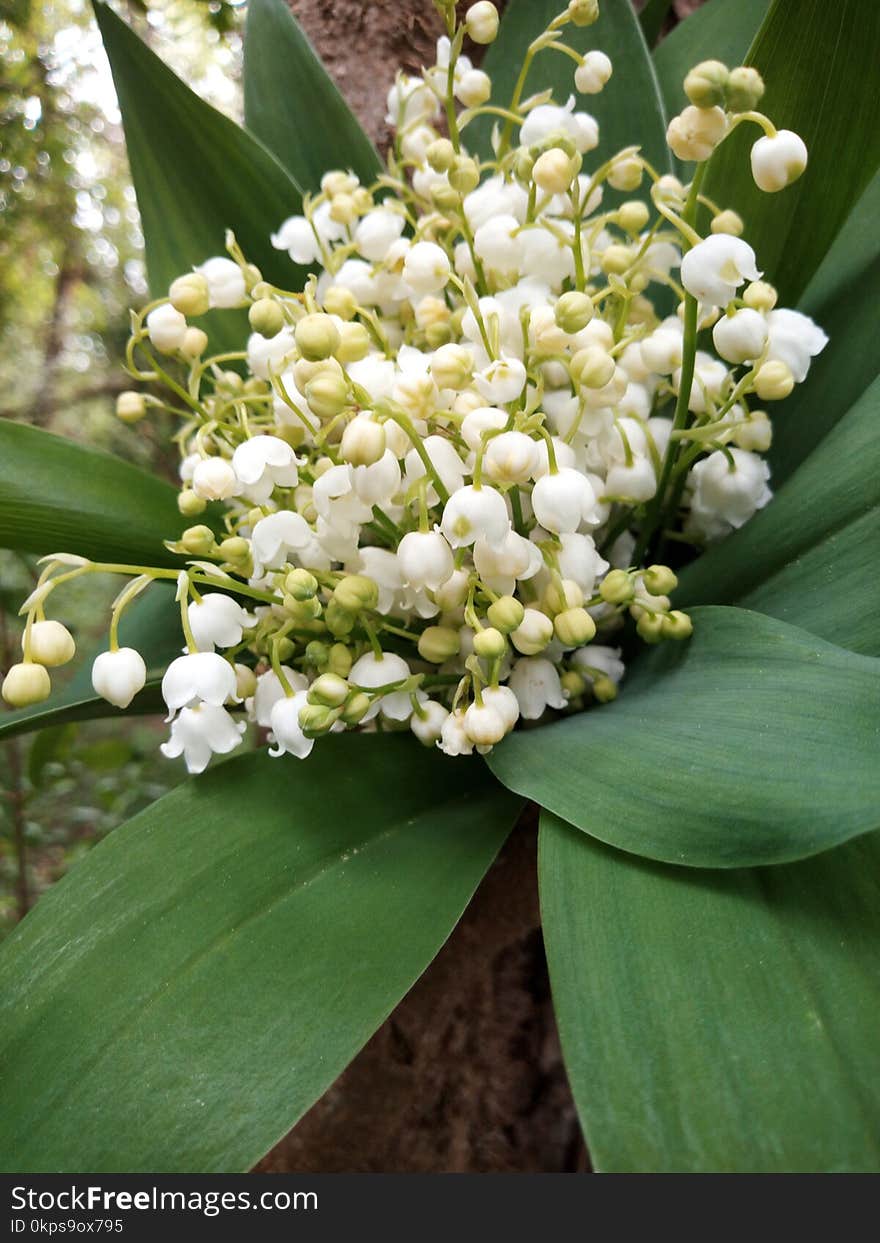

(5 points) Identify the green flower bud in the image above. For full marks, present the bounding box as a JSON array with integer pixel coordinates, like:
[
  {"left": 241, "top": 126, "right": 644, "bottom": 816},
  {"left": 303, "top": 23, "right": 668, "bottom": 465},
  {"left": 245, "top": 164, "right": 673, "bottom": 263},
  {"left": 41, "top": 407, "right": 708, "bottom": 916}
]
[
  {"left": 305, "top": 640, "right": 330, "bottom": 670},
  {"left": 242, "top": 263, "right": 263, "bottom": 292},
  {"left": 724, "top": 66, "right": 765, "bottom": 113},
  {"left": 743, "top": 280, "right": 777, "bottom": 312},
  {"left": 218, "top": 536, "right": 251, "bottom": 564},
  {"left": 298, "top": 701, "right": 341, "bottom": 737},
  {"left": 177, "top": 488, "right": 207, "bottom": 517},
  {"left": 418, "top": 625, "right": 461, "bottom": 664},
  {"left": 449, "top": 157, "right": 480, "bottom": 194},
  {"left": 662, "top": 610, "right": 693, "bottom": 640},
  {"left": 309, "top": 672, "right": 350, "bottom": 708},
  {"left": 325, "top": 599, "right": 356, "bottom": 637},
  {"left": 327, "top": 643, "right": 353, "bottom": 678},
  {"left": 754, "top": 360, "right": 794, "bottom": 401},
  {"left": 340, "top": 417, "right": 386, "bottom": 467},
  {"left": 592, "top": 674, "right": 618, "bottom": 703},
  {"left": 248, "top": 298, "right": 285, "bottom": 338},
  {"left": 295, "top": 312, "right": 341, "bottom": 361},
  {"left": 554, "top": 291, "right": 594, "bottom": 334},
  {"left": 711, "top": 209, "right": 744, "bottom": 236},
  {"left": 426, "top": 138, "right": 456, "bottom": 172},
  {"left": 561, "top": 670, "right": 587, "bottom": 698},
  {"left": 642, "top": 564, "right": 678, "bottom": 596},
  {"left": 533, "top": 147, "right": 576, "bottom": 195},
  {"left": 636, "top": 612, "right": 665, "bottom": 643},
  {"left": 234, "top": 663, "right": 257, "bottom": 700},
  {"left": 322, "top": 285, "right": 359, "bottom": 320},
  {"left": 181, "top": 327, "right": 208, "bottom": 359},
  {"left": 116, "top": 391, "right": 147, "bottom": 424},
  {"left": 567, "top": 0, "right": 599, "bottom": 27},
  {"left": 25, "top": 619, "right": 76, "bottom": 667},
  {"left": 600, "top": 243, "right": 635, "bottom": 275},
  {"left": 340, "top": 691, "right": 371, "bottom": 725},
  {"left": 683, "top": 60, "right": 729, "bottom": 109},
  {"left": 333, "top": 574, "right": 379, "bottom": 613},
  {"left": 473, "top": 626, "right": 507, "bottom": 659},
  {"left": 554, "top": 608, "right": 597, "bottom": 646},
  {"left": 169, "top": 272, "right": 210, "bottom": 317},
  {"left": 514, "top": 148, "right": 535, "bottom": 183},
  {"left": 1, "top": 661, "right": 51, "bottom": 707},
  {"left": 570, "top": 346, "right": 616, "bottom": 389},
  {"left": 544, "top": 578, "right": 584, "bottom": 615},
  {"left": 430, "top": 184, "right": 462, "bottom": 212},
  {"left": 285, "top": 568, "right": 319, "bottom": 601},
  {"left": 599, "top": 569, "right": 633, "bottom": 605},
  {"left": 486, "top": 595, "right": 525, "bottom": 634},
  {"left": 283, "top": 595, "right": 322, "bottom": 622},
  {"left": 335, "top": 322, "right": 372, "bottom": 364},
  {"left": 180, "top": 524, "right": 215, "bottom": 555},
  {"left": 304, "top": 372, "right": 350, "bottom": 419}
]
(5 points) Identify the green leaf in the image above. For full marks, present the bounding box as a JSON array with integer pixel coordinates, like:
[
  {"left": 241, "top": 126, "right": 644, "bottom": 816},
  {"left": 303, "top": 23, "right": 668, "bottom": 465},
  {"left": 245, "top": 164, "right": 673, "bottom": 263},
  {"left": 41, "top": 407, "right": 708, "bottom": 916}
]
[
  {"left": 639, "top": 0, "right": 674, "bottom": 50},
  {"left": 540, "top": 814, "right": 880, "bottom": 1172},
  {"left": 93, "top": 0, "right": 304, "bottom": 351},
  {"left": 798, "top": 171, "right": 880, "bottom": 316},
  {"left": 487, "top": 607, "right": 880, "bottom": 868},
  {"left": 677, "top": 375, "right": 880, "bottom": 655},
  {"left": 243, "top": 0, "right": 380, "bottom": 191},
  {"left": 653, "top": 0, "right": 770, "bottom": 116},
  {"left": 703, "top": 0, "right": 880, "bottom": 307},
  {"left": 470, "top": 0, "right": 671, "bottom": 180},
  {"left": 0, "top": 737, "right": 520, "bottom": 1172},
  {"left": 0, "top": 421, "right": 192, "bottom": 566}
]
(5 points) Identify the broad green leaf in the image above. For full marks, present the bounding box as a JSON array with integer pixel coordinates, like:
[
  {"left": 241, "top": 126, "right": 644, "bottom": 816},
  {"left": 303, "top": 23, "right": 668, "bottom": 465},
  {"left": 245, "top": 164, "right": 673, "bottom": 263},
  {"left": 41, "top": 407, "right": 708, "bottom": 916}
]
[
  {"left": 677, "top": 375, "right": 880, "bottom": 655},
  {"left": 0, "top": 737, "right": 520, "bottom": 1172},
  {"left": 703, "top": 0, "right": 880, "bottom": 307},
  {"left": 639, "top": 0, "right": 674, "bottom": 50},
  {"left": 0, "top": 681, "right": 164, "bottom": 744},
  {"left": 769, "top": 253, "right": 880, "bottom": 483},
  {"left": 540, "top": 814, "right": 880, "bottom": 1172},
  {"left": 93, "top": 1, "right": 304, "bottom": 352},
  {"left": 0, "top": 420, "right": 192, "bottom": 567},
  {"left": 653, "top": 0, "right": 770, "bottom": 116},
  {"left": 487, "top": 607, "right": 880, "bottom": 868},
  {"left": 244, "top": 0, "right": 380, "bottom": 191},
  {"left": 798, "top": 170, "right": 880, "bottom": 317},
  {"left": 469, "top": 0, "right": 671, "bottom": 180}
]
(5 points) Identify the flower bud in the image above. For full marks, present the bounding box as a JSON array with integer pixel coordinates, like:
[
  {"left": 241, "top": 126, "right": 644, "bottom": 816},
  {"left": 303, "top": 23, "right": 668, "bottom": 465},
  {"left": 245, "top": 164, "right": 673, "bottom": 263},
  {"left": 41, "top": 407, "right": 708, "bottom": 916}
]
[
  {"left": 592, "top": 675, "right": 618, "bottom": 703},
  {"left": 169, "top": 272, "right": 210, "bottom": 317},
  {"left": 90, "top": 647, "right": 147, "bottom": 709},
  {"left": 750, "top": 129, "right": 807, "bottom": 193},
  {"left": 340, "top": 692, "right": 371, "bottom": 725},
  {"left": 430, "top": 343, "right": 473, "bottom": 390},
  {"left": 642, "top": 565, "right": 678, "bottom": 596},
  {"left": 284, "top": 594, "right": 322, "bottom": 622},
  {"left": 575, "top": 49, "right": 612, "bottom": 95},
  {"left": 544, "top": 578, "right": 584, "bottom": 615},
  {"left": 561, "top": 670, "right": 587, "bottom": 698},
  {"left": 662, "top": 610, "right": 693, "bottom": 640},
  {"left": 568, "top": 0, "right": 599, "bottom": 26},
  {"left": 457, "top": 69, "right": 491, "bottom": 108},
  {"left": 426, "top": 138, "right": 456, "bottom": 172},
  {"left": 116, "top": 391, "right": 146, "bottom": 424},
  {"left": 298, "top": 701, "right": 341, "bottom": 737},
  {"left": 607, "top": 157, "right": 643, "bottom": 193},
  {"left": 555, "top": 291, "right": 594, "bottom": 334},
  {"left": 417, "top": 625, "right": 461, "bottom": 664},
  {"left": 510, "top": 608, "right": 554, "bottom": 656},
  {"left": 570, "top": 346, "right": 616, "bottom": 389},
  {"left": 465, "top": 1, "right": 499, "bottom": 45},
  {"left": 514, "top": 148, "right": 535, "bottom": 183},
  {"left": 711, "top": 209, "right": 744, "bottom": 236},
  {"left": 532, "top": 148, "right": 576, "bottom": 195},
  {"left": 327, "top": 643, "right": 352, "bottom": 677},
  {"left": 473, "top": 626, "right": 507, "bottom": 659},
  {"left": 180, "top": 327, "right": 208, "bottom": 359},
  {"left": 322, "top": 170, "right": 358, "bottom": 198},
  {"left": 295, "top": 312, "right": 341, "bottom": 361},
  {"left": 25, "top": 620, "right": 75, "bottom": 668},
  {"left": 449, "top": 157, "right": 481, "bottom": 194},
  {"left": 617, "top": 201, "right": 650, "bottom": 234},
  {"left": 2, "top": 661, "right": 51, "bottom": 707},
  {"left": 234, "top": 663, "right": 257, "bottom": 700},
  {"left": 177, "top": 488, "right": 207, "bottom": 517},
  {"left": 486, "top": 595, "right": 525, "bottom": 634},
  {"left": 218, "top": 536, "right": 251, "bottom": 565},
  {"left": 733, "top": 411, "right": 772, "bottom": 453},
  {"left": 683, "top": 60, "right": 729, "bottom": 109},
  {"left": 666, "top": 105, "right": 727, "bottom": 162},
  {"left": 324, "top": 600, "right": 356, "bottom": 637},
  {"left": 341, "top": 417, "right": 386, "bottom": 467},
  {"left": 305, "top": 372, "right": 350, "bottom": 418},
  {"left": 743, "top": 280, "right": 777, "bottom": 312},
  {"left": 599, "top": 569, "right": 633, "bottom": 605},
  {"left": 336, "top": 321, "right": 372, "bottom": 364},
  {"left": 322, "top": 285, "right": 359, "bottom": 320},
  {"left": 754, "top": 359, "right": 795, "bottom": 401},
  {"left": 309, "top": 672, "right": 350, "bottom": 708},
  {"left": 329, "top": 193, "right": 358, "bottom": 225},
  {"left": 249, "top": 298, "right": 285, "bottom": 338},
  {"left": 724, "top": 66, "right": 764, "bottom": 113},
  {"left": 180, "top": 524, "right": 216, "bottom": 556},
  {"left": 191, "top": 456, "right": 237, "bottom": 501},
  {"left": 333, "top": 574, "right": 379, "bottom": 613},
  {"left": 636, "top": 612, "right": 665, "bottom": 643},
  {"left": 554, "top": 608, "right": 596, "bottom": 647},
  {"left": 146, "top": 303, "right": 187, "bottom": 354},
  {"left": 284, "top": 568, "right": 319, "bottom": 601}
]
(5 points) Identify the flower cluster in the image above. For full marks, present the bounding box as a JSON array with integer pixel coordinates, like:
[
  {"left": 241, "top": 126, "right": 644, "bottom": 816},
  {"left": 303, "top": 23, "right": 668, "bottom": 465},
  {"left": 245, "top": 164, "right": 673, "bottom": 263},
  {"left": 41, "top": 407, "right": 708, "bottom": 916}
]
[{"left": 3, "top": 0, "right": 828, "bottom": 773}]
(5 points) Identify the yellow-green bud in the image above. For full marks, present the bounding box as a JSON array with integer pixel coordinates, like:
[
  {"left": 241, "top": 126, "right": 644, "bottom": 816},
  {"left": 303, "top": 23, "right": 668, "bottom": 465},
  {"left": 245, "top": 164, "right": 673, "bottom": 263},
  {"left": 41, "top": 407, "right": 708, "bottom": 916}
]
[
  {"left": 274, "top": 637, "right": 296, "bottom": 662},
  {"left": 25, "top": 619, "right": 75, "bottom": 667},
  {"left": 234, "top": 663, "right": 257, "bottom": 700},
  {"left": 181, "top": 327, "right": 208, "bottom": 359},
  {"left": 561, "top": 670, "right": 587, "bottom": 698},
  {"left": 305, "top": 372, "right": 350, "bottom": 418},
  {"left": 601, "top": 243, "right": 635, "bottom": 275},
  {"left": 599, "top": 569, "right": 633, "bottom": 605},
  {"left": 425, "top": 322, "right": 454, "bottom": 349},
  {"left": 169, "top": 272, "right": 210, "bottom": 317},
  {"left": 642, "top": 564, "right": 678, "bottom": 596},
  {"left": 724, "top": 66, "right": 765, "bottom": 113},
  {"left": 449, "top": 157, "right": 481, "bottom": 194},
  {"left": 322, "top": 285, "right": 358, "bottom": 320},
  {"left": 754, "top": 360, "right": 794, "bottom": 401},
  {"left": 533, "top": 147, "right": 576, "bottom": 195},
  {"left": 327, "top": 643, "right": 353, "bottom": 678},
  {"left": 743, "top": 280, "right": 778, "bottom": 312},
  {"left": 544, "top": 578, "right": 584, "bottom": 615},
  {"left": 329, "top": 192, "right": 358, "bottom": 226},
  {"left": 486, "top": 595, "right": 525, "bottom": 634},
  {"left": 325, "top": 600, "right": 356, "bottom": 636},
  {"left": 1, "top": 661, "right": 51, "bottom": 707},
  {"left": 514, "top": 148, "right": 535, "bottom": 183},
  {"left": 299, "top": 701, "right": 341, "bottom": 737},
  {"left": 430, "top": 184, "right": 461, "bottom": 213},
  {"left": 592, "top": 674, "right": 618, "bottom": 703},
  {"left": 571, "top": 346, "right": 616, "bottom": 389},
  {"left": 340, "top": 691, "right": 371, "bottom": 725},
  {"left": 295, "top": 312, "right": 341, "bottom": 361},
  {"left": 568, "top": 0, "right": 599, "bottom": 26},
  {"left": 733, "top": 410, "right": 772, "bottom": 453},
  {"left": 177, "top": 488, "right": 207, "bottom": 517},
  {"left": 617, "top": 201, "right": 650, "bottom": 234},
  {"left": 426, "top": 137, "right": 456, "bottom": 172},
  {"left": 417, "top": 625, "right": 461, "bottom": 664},
  {"left": 341, "top": 417, "right": 386, "bottom": 467},
  {"left": 335, "top": 321, "right": 372, "bottom": 363},
  {"left": 249, "top": 298, "right": 285, "bottom": 338},
  {"left": 116, "top": 391, "right": 147, "bottom": 424},
  {"left": 472, "top": 626, "right": 507, "bottom": 659},
  {"left": 711, "top": 209, "right": 744, "bottom": 236},
  {"left": 465, "top": 1, "right": 499, "bottom": 44},
  {"left": 180, "top": 525, "right": 215, "bottom": 555},
  {"left": 216, "top": 369, "right": 245, "bottom": 395},
  {"left": 309, "top": 672, "right": 350, "bottom": 708},
  {"left": 683, "top": 60, "right": 729, "bottom": 109},
  {"left": 636, "top": 612, "right": 665, "bottom": 643},
  {"left": 285, "top": 568, "right": 319, "bottom": 600},
  {"left": 555, "top": 291, "right": 594, "bottom": 334},
  {"left": 554, "top": 608, "right": 596, "bottom": 646},
  {"left": 607, "top": 157, "right": 643, "bottom": 193},
  {"left": 284, "top": 595, "right": 322, "bottom": 622},
  {"left": 430, "top": 342, "right": 473, "bottom": 390},
  {"left": 333, "top": 574, "right": 379, "bottom": 613},
  {"left": 662, "top": 610, "right": 693, "bottom": 640},
  {"left": 218, "top": 536, "right": 251, "bottom": 564}
]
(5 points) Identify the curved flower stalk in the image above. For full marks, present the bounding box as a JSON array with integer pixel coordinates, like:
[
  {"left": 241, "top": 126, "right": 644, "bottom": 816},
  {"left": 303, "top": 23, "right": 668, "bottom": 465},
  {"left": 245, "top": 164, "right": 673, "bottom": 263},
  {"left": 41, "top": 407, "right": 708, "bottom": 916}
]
[{"left": 3, "top": 0, "right": 825, "bottom": 779}]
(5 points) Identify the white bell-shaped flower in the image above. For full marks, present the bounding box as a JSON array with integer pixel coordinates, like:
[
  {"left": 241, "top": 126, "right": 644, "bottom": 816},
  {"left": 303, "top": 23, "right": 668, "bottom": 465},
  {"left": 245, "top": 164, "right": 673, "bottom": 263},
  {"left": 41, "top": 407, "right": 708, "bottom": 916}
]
[
  {"left": 555, "top": 532, "right": 608, "bottom": 595},
  {"left": 397, "top": 530, "right": 455, "bottom": 592},
  {"left": 160, "top": 703, "right": 245, "bottom": 773},
  {"left": 473, "top": 529, "right": 542, "bottom": 595},
  {"left": 640, "top": 324, "right": 683, "bottom": 374},
  {"left": 187, "top": 593, "right": 255, "bottom": 652},
  {"left": 520, "top": 98, "right": 599, "bottom": 153},
  {"left": 272, "top": 215, "right": 319, "bottom": 265},
  {"left": 146, "top": 304, "right": 187, "bottom": 353},
  {"left": 473, "top": 215, "right": 522, "bottom": 270},
  {"left": 575, "top": 50, "right": 612, "bottom": 94},
  {"left": 712, "top": 308, "right": 769, "bottom": 365},
  {"left": 161, "top": 651, "right": 238, "bottom": 718},
  {"left": 403, "top": 242, "right": 451, "bottom": 294},
  {"left": 251, "top": 510, "right": 315, "bottom": 572},
  {"left": 349, "top": 651, "right": 412, "bottom": 721},
  {"left": 481, "top": 685, "right": 520, "bottom": 731},
  {"left": 474, "top": 356, "right": 527, "bottom": 404},
  {"left": 355, "top": 208, "right": 406, "bottom": 261},
  {"left": 484, "top": 432, "right": 540, "bottom": 484},
  {"left": 438, "top": 708, "right": 475, "bottom": 757},
  {"left": 249, "top": 667, "right": 309, "bottom": 728},
  {"left": 268, "top": 690, "right": 314, "bottom": 760},
  {"left": 191, "top": 456, "right": 238, "bottom": 501},
  {"left": 507, "top": 657, "right": 568, "bottom": 720},
  {"left": 463, "top": 176, "right": 529, "bottom": 230},
  {"left": 411, "top": 700, "right": 450, "bottom": 746},
  {"left": 604, "top": 456, "right": 658, "bottom": 502},
  {"left": 440, "top": 484, "right": 510, "bottom": 549},
  {"left": 463, "top": 700, "right": 509, "bottom": 747},
  {"left": 687, "top": 447, "right": 772, "bottom": 539},
  {"left": 351, "top": 450, "right": 402, "bottom": 507},
  {"left": 531, "top": 468, "right": 600, "bottom": 533},
  {"left": 765, "top": 308, "right": 828, "bottom": 382},
  {"left": 460, "top": 406, "right": 509, "bottom": 453},
  {"left": 196, "top": 256, "right": 247, "bottom": 308},
  {"left": 246, "top": 329, "right": 296, "bottom": 381},
  {"left": 91, "top": 647, "right": 147, "bottom": 709},
  {"left": 572, "top": 645, "right": 625, "bottom": 685},
  {"left": 232, "top": 434, "right": 301, "bottom": 502},
  {"left": 680, "top": 235, "right": 761, "bottom": 307},
  {"left": 750, "top": 129, "right": 807, "bottom": 193},
  {"left": 404, "top": 437, "right": 468, "bottom": 502}
]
